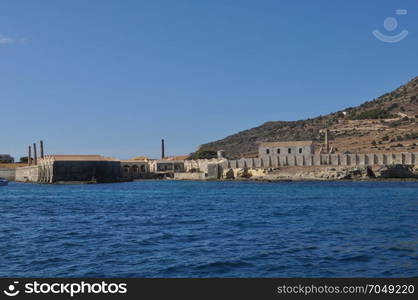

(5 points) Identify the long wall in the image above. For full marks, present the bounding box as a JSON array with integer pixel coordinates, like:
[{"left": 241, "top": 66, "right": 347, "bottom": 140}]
[
  {"left": 15, "top": 161, "right": 122, "bottom": 183},
  {"left": 185, "top": 152, "right": 418, "bottom": 174},
  {"left": 15, "top": 166, "right": 40, "bottom": 182},
  {"left": 0, "top": 168, "right": 16, "bottom": 181},
  {"left": 174, "top": 172, "right": 207, "bottom": 180},
  {"left": 11, "top": 152, "right": 418, "bottom": 183},
  {"left": 257, "top": 152, "right": 418, "bottom": 167}
]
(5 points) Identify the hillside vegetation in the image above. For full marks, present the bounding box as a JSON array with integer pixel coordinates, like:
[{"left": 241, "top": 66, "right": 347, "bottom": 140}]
[{"left": 199, "top": 76, "right": 418, "bottom": 158}]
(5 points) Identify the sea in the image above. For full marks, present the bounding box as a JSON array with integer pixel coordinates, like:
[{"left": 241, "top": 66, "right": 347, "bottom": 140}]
[{"left": 0, "top": 181, "right": 417, "bottom": 277}]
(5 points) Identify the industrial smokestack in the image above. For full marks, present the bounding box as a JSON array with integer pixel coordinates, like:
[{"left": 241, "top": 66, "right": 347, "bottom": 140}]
[
  {"left": 325, "top": 129, "right": 329, "bottom": 153},
  {"left": 40, "top": 140, "right": 44, "bottom": 158},
  {"left": 161, "top": 139, "right": 165, "bottom": 159},
  {"left": 33, "top": 143, "right": 38, "bottom": 165},
  {"left": 28, "top": 145, "right": 32, "bottom": 166}
]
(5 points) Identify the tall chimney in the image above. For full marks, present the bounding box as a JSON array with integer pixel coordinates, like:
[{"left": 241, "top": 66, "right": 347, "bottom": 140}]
[
  {"left": 28, "top": 145, "right": 32, "bottom": 166},
  {"left": 40, "top": 140, "right": 44, "bottom": 158},
  {"left": 33, "top": 143, "right": 38, "bottom": 165},
  {"left": 324, "top": 129, "right": 329, "bottom": 153},
  {"left": 161, "top": 139, "right": 165, "bottom": 159}
]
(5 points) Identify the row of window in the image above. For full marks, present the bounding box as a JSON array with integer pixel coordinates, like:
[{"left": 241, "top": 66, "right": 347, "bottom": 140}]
[
  {"left": 265, "top": 148, "right": 303, "bottom": 155},
  {"left": 158, "top": 165, "right": 183, "bottom": 171},
  {"left": 123, "top": 165, "right": 147, "bottom": 172}
]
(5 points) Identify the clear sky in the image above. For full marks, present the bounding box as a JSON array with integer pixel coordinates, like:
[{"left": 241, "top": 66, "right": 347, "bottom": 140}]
[{"left": 1, "top": 0, "right": 417, "bottom": 160}]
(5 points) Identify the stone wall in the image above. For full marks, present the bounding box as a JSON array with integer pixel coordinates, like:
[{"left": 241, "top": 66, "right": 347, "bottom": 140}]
[
  {"left": 0, "top": 168, "right": 16, "bottom": 181},
  {"left": 149, "top": 161, "right": 185, "bottom": 173},
  {"left": 121, "top": 161, "right": 149, "bottom": 179},
  {"left": 16, "top": 161, "right": 121, "bottom": 183},
  {"left": 52, "top": 161, "right": 121, "bottom": 183},
  {"left": 184, "top": 152, "right": 418, "bottom": 177},
  {"left": 259, "top": 144, "right": 314, "bottom": 157},
  {"left": 15, "top": 166, "right": 40, "bottom": 182},
  {"left": 184, "top": 159, "right": 226, "bottom": 173},
  {"left": 235, "top": 152, "right": 418, "bottom": 168},
  {"left": 173, "top": 172, "right": 207, "bottom": 180}
]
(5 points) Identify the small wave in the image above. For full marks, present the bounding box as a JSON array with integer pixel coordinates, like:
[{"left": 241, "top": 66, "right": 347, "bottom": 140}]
[
  {"left": 388, "top": 247, "right": 415, "bottom": 253},
  {"left": 196, "top": 260, "right": 254, "bottom": 273},
  {"left": 339, "top": 254, "right": 372, "bottom": 262}
]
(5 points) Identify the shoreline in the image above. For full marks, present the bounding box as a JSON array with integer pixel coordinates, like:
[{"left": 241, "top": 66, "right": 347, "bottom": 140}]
[
  {"left": 5, "top": 164, "right": 418, "bottom": 184},
  {"left": 6, "top": 176, "right": 418, "bottom": 184},
  {"left": 170, "top": 177, "right": 418, "bottom": 183}
]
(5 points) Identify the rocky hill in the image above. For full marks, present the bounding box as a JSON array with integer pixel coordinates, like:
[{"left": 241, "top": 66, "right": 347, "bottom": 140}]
[{"left": 199, "top": 76, "right": 418, "bottom": 158}]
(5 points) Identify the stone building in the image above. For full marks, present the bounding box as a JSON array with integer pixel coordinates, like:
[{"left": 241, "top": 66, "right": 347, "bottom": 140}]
[
  {"left": 121, "top": 160, "right": 149, "bottom": 180},
  {"left": 0, "top": 154, "right": 14, "bottom": 163},
  {"left": 16, "top": 155, "right": 122, "bottom": 183},
  {"left": 259, "top": 141, "right": 314, "bottom": 159},
  {"left": 149, "top": 160, "right": 185, "bottom": 173}
]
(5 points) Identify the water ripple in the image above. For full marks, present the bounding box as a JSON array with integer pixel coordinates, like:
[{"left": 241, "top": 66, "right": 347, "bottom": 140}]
[{"left": 1, "top": 181, "right": 418, "bottom": 277}]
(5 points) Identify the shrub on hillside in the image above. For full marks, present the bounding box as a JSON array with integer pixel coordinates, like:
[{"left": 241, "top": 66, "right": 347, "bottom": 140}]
[
  {"left": 388, "top": 103, "right": 399, "bottom": 110},
  {"left": 193, "top": 149, "right": 218, "bottom": 159},
  {"left": 349, "top": 109, "right": 395, "bottom": 120}
]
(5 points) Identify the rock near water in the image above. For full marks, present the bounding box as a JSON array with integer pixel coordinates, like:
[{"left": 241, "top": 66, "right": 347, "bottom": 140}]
[
  {"left": 220, "top": 165, "right": 418, "bottom": 181},
  {"left": 373, "top": 164, "right": 418, "bottom": 179}
]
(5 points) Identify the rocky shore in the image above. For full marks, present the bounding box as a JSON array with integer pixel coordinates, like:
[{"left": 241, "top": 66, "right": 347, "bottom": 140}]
[{"left": 220, "top": 164, "right": 418, "bottom": 181}]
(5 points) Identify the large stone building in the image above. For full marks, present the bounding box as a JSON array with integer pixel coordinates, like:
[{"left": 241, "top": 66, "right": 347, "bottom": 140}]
[
  {"left": 259, "top": 141, "right": 314, "bottom": 159},
  {"left": 16, "top": 155, "right": 122, "bottom": 183}
]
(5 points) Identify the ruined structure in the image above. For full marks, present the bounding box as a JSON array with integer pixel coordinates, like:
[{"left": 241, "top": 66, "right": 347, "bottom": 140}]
[
  {"left": 11, "top": 139, "right": 187, "bottom": 183},
  {"left": 182, "top": 151, "right": 418, "bottom": 180},
  {"left": 16, "top": 155, "right": 122, "bottom": 183},
  {"left": 259, "top": 141, "right": 314, "bottom": 159},
  {"left": 7, "top": 137, "right": 418, "bottom": 183},
  {"left": 121, "top": 159, "right": 149, "bottom": 180},
  {"left": 149, "top": 160, "right": 185, "bottom": 173},
  {"left": 198, "top": 152, "right": 418, "bottom": 169}
]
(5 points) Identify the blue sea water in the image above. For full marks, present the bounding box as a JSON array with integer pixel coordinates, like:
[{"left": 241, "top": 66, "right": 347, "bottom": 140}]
[{"left": 0, "top": 181, "right": 417, "bottom": 277}]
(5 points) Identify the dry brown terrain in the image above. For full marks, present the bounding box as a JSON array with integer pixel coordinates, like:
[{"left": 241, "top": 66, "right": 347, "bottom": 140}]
[
  {"left": 327, "top": 114, "right": 418, "bottom": 154},
  {"left": 200, "top": 76, "right": 418, "bottom": 158},
  {"left": 0, "top": 163, "right": 26, "bottom": 169}
]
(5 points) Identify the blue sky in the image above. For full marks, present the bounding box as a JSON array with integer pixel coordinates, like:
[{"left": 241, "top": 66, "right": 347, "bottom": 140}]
[{"left": 1, "top": 0, "right": 417, "bottom": 160}]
